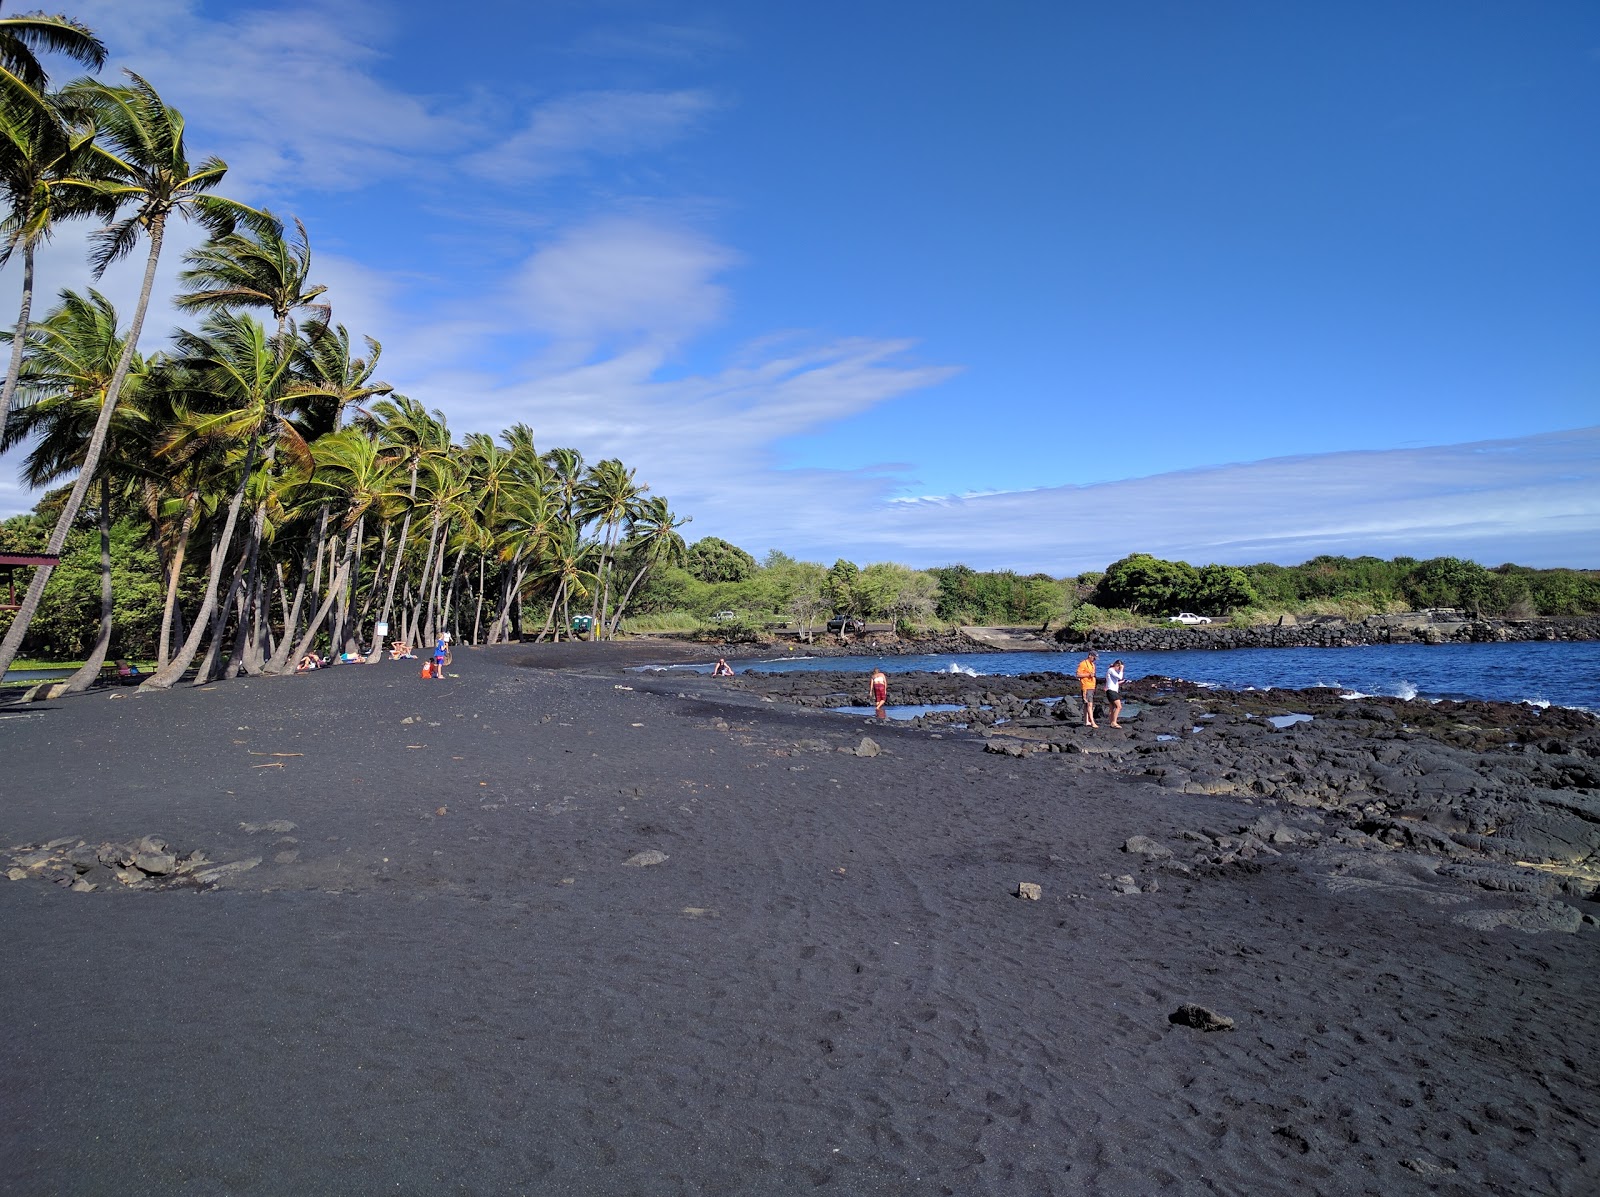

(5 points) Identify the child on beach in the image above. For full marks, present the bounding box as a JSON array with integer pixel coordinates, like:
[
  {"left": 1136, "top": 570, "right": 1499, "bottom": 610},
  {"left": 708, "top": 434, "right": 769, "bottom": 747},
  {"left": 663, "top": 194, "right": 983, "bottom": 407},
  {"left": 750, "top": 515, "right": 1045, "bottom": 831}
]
[
  {"left": 712, "top": 658, "right": 734, "bottom": 676},
  {"left": 433, "top": 636, "right": 447, "bottom": 679},
  {"left": 1076, "top": 651, "right": 1098, "bottom": 727}
]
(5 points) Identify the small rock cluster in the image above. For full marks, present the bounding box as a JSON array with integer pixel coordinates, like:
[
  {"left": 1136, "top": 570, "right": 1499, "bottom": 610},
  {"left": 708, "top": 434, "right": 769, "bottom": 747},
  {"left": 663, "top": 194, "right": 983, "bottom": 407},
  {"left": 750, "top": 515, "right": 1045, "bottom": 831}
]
[{"left": 4, "top": 834, "right": 216, "bottom": 892}]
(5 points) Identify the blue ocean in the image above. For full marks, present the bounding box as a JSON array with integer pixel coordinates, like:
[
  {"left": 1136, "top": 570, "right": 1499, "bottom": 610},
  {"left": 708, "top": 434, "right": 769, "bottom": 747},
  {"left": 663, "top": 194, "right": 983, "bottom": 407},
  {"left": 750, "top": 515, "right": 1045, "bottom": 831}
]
[{"left": 646, "top": 640, "right": 1600, "bottom": 713}]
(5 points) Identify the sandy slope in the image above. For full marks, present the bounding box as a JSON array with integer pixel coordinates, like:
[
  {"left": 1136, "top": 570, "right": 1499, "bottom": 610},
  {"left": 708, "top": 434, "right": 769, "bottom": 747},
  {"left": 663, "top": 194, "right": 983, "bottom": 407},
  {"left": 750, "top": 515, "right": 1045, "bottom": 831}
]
[{"left": 1, "top": 643, "right": 1595, "bottom": 1196}]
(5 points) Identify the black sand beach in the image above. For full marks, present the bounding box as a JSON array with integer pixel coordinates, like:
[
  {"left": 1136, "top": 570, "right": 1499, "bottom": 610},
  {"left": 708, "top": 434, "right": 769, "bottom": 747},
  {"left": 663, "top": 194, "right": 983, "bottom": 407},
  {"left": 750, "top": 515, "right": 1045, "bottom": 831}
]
[{"left": 3, "top": 644, "right": 1597, "bottom": 1195}]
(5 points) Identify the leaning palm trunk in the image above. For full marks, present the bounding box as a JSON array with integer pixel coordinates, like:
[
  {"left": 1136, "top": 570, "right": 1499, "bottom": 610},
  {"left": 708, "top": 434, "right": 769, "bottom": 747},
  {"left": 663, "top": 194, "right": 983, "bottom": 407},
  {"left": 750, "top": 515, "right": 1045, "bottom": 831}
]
[
  {"left": 288, "top": 529, "right": 357, "bottom": 669},
  {"left": 157, "top": 493, "right": 197, "bottom": 669},
  {"left": 141, "top": 429, "right": 261, "bottom": 691},
  {"left": 193, "top": 553, "right": 251, "bottom": 685},
  {"left": 472, "top": 555, "right": 487, "bottom": 644},
  {"left": 538, "top": 577, "right": 565, "bottom": 643},
  {"left": 0, "top": 240, "right": 38, "bottom": 447},
  {"left": 222, "top": 501, "right": 268, "bottom": 678},
  {"left": 0, "top": 221, "right": 168, "bottom": 679},
  {"left": 367, "top": 465, "right": 418, "bottom": 663},
  {"left": 62, "top": 477, "right": 115, "bottom": 693},
  {"left": 263, "top": 533, "right": 319, "bottom": 675},
  {"left": 606, "top": 562, "right": 654, "bottom": 639}
]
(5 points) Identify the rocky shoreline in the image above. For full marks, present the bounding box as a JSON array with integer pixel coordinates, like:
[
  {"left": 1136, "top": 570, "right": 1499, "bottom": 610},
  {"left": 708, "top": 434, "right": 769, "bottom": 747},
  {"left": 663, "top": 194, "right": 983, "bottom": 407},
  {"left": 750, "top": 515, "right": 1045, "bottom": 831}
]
[
  {"left": 715, "top": 667, "right": 1600, "bottom": 934},
  {"left": 1057, "top": 611, "right": 1600, "bottom": 652}
]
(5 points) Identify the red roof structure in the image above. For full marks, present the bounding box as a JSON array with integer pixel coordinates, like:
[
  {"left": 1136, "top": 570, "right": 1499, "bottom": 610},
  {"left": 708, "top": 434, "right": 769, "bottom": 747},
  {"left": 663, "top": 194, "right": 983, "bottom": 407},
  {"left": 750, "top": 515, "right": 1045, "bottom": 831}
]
[{"left": 0, "top": 552, "right": 59, "bottom": 610}]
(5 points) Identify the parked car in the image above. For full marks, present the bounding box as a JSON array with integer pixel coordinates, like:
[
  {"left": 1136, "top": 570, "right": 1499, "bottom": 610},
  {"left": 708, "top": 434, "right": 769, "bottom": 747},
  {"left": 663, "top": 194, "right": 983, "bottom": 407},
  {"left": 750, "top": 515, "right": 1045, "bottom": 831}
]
[
  {"left": 1168, "top": 612, "right": 1212, "bottom": 625},
  {"left": 712, "top": 610, "right": 737, "bottom": 621},
  {"left": 826, "top": 614, "right": 866, "bottom": 634}
]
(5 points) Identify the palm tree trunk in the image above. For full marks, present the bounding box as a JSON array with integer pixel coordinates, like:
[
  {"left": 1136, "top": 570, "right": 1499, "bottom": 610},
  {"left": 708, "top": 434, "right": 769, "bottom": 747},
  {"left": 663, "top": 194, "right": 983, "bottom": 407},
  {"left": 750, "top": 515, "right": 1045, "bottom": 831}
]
[
  {"left": 472, "top": 554, "right": 487, "bottom": 644},
  {"left": 62, "top": 476, "right": 115, "bottom": 693},
  {"left": 607, "top": 562, "right": 653, "bottom": 639},
  {"left": 0, "top": 218, "right": 167, "bottom": 679},
  {"left": 193, "top": 554, "right": 250, "bottom": 685},
  {"left": 222, "top": 500, "right": 268, "bottom": 678},
  {"left": 263, "top": 535, "right": 317, "bottom": 675},
  {"left": 0, "top": 238, "right": 38, "bottom": 446},
  {"left": 289, "top": 527, "right": 357, "bottom": 668},
  {"left": 367, "top": 462, "right": 418, "bottom": 662},
  {"left": 140, "top": 427, "right": 261, "bottom": 691},
  {"left": 539, "top": 577, "right": 564, "bottom": 642},
  {"left": 157, "top": 492, "right": 196, "bottom": 669}
]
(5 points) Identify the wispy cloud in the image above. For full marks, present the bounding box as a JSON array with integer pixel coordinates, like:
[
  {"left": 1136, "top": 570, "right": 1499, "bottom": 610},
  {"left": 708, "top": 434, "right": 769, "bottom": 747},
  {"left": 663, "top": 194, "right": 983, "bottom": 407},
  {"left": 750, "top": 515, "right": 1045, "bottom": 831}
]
[
  {"left": 513, "top": 217, "right": 736, "bottom": 346},
  {"left": 73, "top": 0, "right": 463, "bottom": 195},
  {"left": 465, "top": 90, "right": 718, "bottom": 184}
]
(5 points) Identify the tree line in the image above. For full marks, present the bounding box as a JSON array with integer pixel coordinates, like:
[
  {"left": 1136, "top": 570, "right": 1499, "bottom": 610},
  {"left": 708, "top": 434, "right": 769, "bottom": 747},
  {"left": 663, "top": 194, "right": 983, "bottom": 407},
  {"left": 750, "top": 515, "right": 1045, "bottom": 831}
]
[
  {"left": 615, "top": 544, "right": 1600, "bottom": 634},
  {"left": 0, "top": 9, "right": 686, "bottom": 689},
  {"left": 1086, "top": 553, "right": 1600, "bottom": 621}
]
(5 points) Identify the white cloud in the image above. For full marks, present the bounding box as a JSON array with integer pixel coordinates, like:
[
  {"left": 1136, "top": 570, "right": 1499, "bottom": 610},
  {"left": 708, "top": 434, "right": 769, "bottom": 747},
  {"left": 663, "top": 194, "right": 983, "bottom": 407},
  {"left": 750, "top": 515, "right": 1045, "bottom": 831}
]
[
  {"left": 733, "top": 427, "right": 1600, "bottom": 572},
  {"left": 71, "top": 0, "right": 464, "bottom": 196},
  {"left": 464, "top": 90, "right": 718, "bottom": 183},
  {"left": 512, "top": 217, "right": 737, "bottom": 346}
]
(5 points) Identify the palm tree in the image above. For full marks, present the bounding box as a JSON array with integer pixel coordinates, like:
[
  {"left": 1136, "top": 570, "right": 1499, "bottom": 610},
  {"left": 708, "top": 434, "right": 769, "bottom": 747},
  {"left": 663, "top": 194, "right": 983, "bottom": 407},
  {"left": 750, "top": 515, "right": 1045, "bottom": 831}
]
[
  {"left": 606, "top": 496, "right": 689, "bottom": 637},
  {"left": 359, "top": 394, "right": 446, "bottom": 658},
  {"left": 275, "top": 426, "right": 399, "bottom": 672},
  {"left": 175, "top": 215, "right": 327, "bottom": 339},
  {"left": 137, "top": 311, "right": 295, "bottom": 689},
  {"left": 0, "top": 72, "right": 271, "bottom": 679},
  {"left": 577, "top": 457, "right": 643, "bottom": 637},
  {"left": 0, "top": 85, "right": 114, "bottom": 444},
  {"left": 0, "top": 286, "right": 146, "bottom": 690},
  {"left": 0, "top": 4, "right": 103, "bottom": 121}
]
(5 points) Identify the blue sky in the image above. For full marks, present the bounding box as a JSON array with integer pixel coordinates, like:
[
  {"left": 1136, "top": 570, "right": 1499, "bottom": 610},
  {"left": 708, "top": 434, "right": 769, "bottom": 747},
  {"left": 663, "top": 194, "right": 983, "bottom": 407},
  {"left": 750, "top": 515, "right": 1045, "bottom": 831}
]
[{"left": 3, "top": 0, "right": 1597, "bottom": 570}]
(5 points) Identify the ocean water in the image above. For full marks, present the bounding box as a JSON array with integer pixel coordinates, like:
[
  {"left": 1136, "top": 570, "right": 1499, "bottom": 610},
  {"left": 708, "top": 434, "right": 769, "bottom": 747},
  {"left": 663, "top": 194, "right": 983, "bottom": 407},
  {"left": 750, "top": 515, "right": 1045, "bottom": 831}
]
[{"left": 647, "top": 640, "right": 1600, "bottom": 712}]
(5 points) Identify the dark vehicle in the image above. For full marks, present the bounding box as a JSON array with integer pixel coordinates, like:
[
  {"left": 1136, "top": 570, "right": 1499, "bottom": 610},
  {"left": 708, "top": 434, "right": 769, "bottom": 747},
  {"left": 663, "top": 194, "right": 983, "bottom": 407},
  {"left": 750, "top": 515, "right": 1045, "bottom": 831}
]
[{"left": 826, "top": 615, "right": 866, "bottom": 634}]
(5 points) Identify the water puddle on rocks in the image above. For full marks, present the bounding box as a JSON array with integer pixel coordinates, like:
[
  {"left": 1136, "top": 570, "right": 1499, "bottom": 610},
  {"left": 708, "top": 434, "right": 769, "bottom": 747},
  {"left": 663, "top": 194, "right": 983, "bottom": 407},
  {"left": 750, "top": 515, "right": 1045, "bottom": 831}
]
[
  {"left": 1266, "top": 713, "right": 1315, "bottom": 729},
  {"left": 832, "top": 704, "right": 966, "bottom": 720}
]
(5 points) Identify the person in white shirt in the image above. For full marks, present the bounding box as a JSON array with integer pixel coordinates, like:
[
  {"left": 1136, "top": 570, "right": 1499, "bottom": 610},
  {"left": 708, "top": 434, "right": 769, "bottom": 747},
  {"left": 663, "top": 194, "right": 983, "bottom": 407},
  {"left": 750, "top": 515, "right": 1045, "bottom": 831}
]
[{"left": 1105, "top": 659, "right": 1126, "bottom": 729}]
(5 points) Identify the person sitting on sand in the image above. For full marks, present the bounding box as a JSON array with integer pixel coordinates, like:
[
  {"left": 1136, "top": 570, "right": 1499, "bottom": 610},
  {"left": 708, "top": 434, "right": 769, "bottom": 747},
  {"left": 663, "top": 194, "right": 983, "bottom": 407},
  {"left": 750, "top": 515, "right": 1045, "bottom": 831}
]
[
  {"left": 1076, "top": 651, "right": 1098, "bottom": 728},
  {"left": 297, "top": 653, "right": 319, "bottom": 673},
  {"left": 1105, "top": 658, "right": 1125, "bottom": 729},
  {"left": 389, "top": 640, "right": 414, "bottom": 660},
  {"left": 712, "top": 658, "right": 734, "bottom": 677}
]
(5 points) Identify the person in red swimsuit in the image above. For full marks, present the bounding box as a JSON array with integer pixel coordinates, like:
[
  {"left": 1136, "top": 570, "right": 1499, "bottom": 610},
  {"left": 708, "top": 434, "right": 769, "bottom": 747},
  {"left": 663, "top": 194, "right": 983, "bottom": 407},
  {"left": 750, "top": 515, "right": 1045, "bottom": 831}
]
[{"left": 870, "top": 668, "right": 889, "bottom": 717}]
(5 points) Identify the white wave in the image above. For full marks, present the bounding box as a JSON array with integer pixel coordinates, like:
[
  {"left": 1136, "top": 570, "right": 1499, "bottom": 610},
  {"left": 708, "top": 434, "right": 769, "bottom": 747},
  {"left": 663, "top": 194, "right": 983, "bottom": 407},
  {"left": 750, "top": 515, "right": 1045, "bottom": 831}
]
[
  {"left": 1394, "top": 681, "right": 1419, "bottom": 701},
  {"left": 1520, "top": 697, "right": 1551, "bottom": 709},
  {"left": 944, "top": 662, "right": 980, "bottom": 676}
]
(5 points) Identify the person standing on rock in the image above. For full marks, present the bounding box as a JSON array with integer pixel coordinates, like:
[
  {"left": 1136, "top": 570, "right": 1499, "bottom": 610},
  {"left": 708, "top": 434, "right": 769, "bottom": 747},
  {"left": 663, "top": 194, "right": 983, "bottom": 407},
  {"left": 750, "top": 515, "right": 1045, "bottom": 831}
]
[
  {"left": 1076, "top": 651, "right": 1098, "bottom": 727},
  {"left": 1105, "top": 659, "right": 1125, "bottom": 729},
  {"left": 870, "top": 667, "right": 889, "bottom": 718}
]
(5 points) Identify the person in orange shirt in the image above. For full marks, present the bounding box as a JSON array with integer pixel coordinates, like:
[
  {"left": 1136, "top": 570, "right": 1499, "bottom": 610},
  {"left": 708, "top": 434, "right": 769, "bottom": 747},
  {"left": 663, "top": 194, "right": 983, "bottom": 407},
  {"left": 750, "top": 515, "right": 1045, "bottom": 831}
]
[{"left": 1076, "top": 651, "right": 1098, "bottom": 727}]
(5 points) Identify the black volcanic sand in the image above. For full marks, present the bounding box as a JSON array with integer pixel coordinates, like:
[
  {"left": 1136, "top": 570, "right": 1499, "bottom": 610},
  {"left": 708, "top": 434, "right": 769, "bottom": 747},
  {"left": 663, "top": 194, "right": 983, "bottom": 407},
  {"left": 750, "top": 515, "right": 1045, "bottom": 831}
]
[{"left": 3, "top": 645, "right": 1597, "bottom": 1196}]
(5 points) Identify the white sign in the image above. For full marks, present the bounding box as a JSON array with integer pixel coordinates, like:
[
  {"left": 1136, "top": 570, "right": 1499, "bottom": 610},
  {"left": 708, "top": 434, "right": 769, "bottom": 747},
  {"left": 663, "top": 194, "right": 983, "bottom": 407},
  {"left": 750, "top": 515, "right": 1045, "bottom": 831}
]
[{"left": 375, "top": 621, "right": 389, "bottom": 637}]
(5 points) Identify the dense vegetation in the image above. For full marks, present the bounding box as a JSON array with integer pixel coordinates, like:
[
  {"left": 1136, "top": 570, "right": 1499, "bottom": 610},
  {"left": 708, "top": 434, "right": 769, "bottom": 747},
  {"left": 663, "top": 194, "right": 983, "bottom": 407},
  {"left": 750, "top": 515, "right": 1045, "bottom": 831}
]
[
  {"left": 616, "top": 548, "right": 1600, "bottom": 639},
  {"left": 0, "top": 9, "right": 685, "bottom": 689}
]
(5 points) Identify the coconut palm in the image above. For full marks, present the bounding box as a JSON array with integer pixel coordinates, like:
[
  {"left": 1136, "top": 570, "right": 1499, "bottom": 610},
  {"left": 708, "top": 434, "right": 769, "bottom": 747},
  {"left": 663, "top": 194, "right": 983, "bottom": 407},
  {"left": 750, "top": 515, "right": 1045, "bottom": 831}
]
[
  {"left": 0, "top": 286, "right": 147, "bottom": 690},
  {"left": 137, "top": 311, "right": 296, "bottom": 689},
  {"left": 359, "top": 394, "right": 446, "bottom": 658},
  {"left": 0, "top": 85, "right": 114, "bottom": 444},
  {"left": 0, "top": 4, "right": 103, "bottom": 122},
  {"left": 606, "top": 496, "right": 689, "bottom": 637},
  {"left": 175, "top": 215, "right": 327, "bottom": 338},
  {"left": 577, "top": 457, "right": 643, "bottom": 637},
  {"left": 0, "top": 73, "right": 271, "bottom": 679}
]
